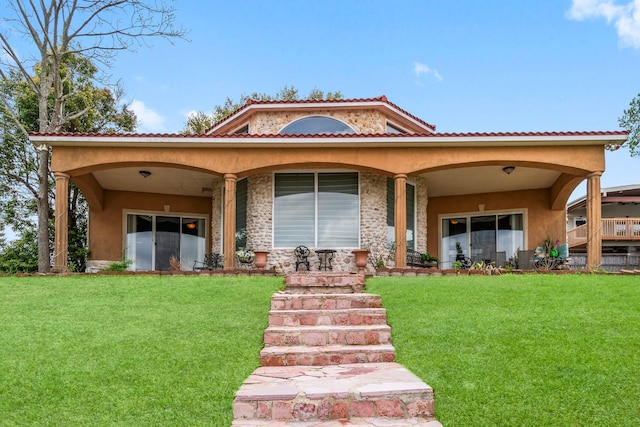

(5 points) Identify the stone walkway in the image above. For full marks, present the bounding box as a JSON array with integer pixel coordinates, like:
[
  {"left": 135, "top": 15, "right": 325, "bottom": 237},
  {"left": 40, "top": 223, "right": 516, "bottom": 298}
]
[{"left": 231, "top": 273, "right": 443, "bottom": 426}]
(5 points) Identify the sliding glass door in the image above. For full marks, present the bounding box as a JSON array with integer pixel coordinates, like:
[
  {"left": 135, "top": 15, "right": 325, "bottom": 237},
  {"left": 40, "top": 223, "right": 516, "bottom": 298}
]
[
  {"left": 126, "top": 215, "right": 153, "bottom": 271},
  {"left": 126, "top": 214, "right": 205, "bottom": 271},
  {"left": 471, "top": 216, "right": 497, "bottom": 262},
  {"left": 442, "top": 213, "right": 523, "bottom": 267}
]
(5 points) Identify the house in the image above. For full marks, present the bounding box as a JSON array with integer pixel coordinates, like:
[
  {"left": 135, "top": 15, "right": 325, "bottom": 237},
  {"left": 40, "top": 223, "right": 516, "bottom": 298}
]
[
  {"left": 567, "top": 184, "right": 640, "bottom": 270},
  {"left": 30, "top": 96, "right": 628, "bottom": 273}
]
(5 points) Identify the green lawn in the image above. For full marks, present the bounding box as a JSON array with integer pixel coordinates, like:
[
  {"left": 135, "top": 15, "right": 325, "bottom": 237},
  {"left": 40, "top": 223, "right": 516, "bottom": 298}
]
[
  {"left": 367, "top": 274, "right": 640, "bottom": 427},
  {"left": 0, "top": 274, "right": 638, "bottom": 426},
  {"left": 0, "top": 275, "right": 283, "bottom": 426}
]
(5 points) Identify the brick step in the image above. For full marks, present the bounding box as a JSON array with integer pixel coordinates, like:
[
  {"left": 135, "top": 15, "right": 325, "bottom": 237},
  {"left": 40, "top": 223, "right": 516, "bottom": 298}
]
[
  {"left": 285, "top": 273, "right": 366, "bottom": 294},
  {"left": 232, "top": 417, "right": 444, "bottom": 426},
  {"left": 233, "top": 363, "right": 436, "bottom": 423},
  {"left": 263, "top": 325, "right": 392, "bottom": 347},
  {"left": 260, "top": 344, "right": 395, "bottom": 366},
  {"left": 271, "top": 293, "right": 383, "bottom": 311},
  {"left": 285, "top": 285, "right": 362, "bottom": 294},
  {"left": 268, "top": 308, "right": 388, "bottom": 327}
]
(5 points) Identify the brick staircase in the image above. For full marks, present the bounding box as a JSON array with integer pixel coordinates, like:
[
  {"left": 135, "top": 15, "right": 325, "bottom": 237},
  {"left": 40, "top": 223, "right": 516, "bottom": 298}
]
[{"left": 232, "top": 273, "right": 442, "bottom": 427}]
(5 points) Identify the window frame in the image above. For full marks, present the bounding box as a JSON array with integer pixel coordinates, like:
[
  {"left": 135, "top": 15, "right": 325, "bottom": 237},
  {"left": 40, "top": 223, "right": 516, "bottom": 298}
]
[
  {"left": 272, "top": 170, "right": 360, "bottom": 249},
  {"left": 386, "top": 121, "right": 408, "bottom": 134},
  {"left": 278, "top": 115, "right": 356, "bottom": 135}
]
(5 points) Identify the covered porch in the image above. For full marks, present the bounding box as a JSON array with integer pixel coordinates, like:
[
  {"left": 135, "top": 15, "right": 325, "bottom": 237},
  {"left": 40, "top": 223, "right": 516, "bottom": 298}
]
[{"left": 35, "top": 131, "right": 626, "bottom": 274}]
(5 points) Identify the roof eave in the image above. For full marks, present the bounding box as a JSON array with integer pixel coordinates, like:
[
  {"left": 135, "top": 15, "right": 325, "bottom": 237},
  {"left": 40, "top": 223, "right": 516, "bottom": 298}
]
[{"left": 30, "top": 132, "right": 629, "bottom": 149}]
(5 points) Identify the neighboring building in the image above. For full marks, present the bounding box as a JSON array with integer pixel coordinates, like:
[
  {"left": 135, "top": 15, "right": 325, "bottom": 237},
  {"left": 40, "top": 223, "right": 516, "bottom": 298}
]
[
  {"left": 568, "top": 184, "right": 640, "bottom": 270},
  {"left": 31, "top": 96, "right": 628, "bottom": 273}
]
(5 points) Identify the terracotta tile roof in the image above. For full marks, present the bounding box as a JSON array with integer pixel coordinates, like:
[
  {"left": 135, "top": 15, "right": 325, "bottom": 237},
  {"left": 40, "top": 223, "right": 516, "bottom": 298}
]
[
  {"left": 431, "top": 130, "right": 629, "bottom": 138},
  {"left": 29, "top": 130, "right": 629, "bottom": 139}
]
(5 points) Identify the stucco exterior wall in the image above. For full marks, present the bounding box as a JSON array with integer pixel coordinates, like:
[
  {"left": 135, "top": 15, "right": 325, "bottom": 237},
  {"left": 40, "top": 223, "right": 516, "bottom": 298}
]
[{"left": 87, "top": 190, "right": 211, "bottom": 269}]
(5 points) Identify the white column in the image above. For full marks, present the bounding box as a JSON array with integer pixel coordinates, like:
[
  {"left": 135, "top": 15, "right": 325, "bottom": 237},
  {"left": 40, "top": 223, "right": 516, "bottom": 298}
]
[
  {"left": 394, "top": 174, "right": 407, "bottom": 268},
  {"left": 586, "top": 172, "right": 602, "bottom": 270},
  {"left": 223, "top": 174, "right": 237, "bottom": 270},
  {"left": 53, "top": 172, "right": 70, "bottom": 272}
]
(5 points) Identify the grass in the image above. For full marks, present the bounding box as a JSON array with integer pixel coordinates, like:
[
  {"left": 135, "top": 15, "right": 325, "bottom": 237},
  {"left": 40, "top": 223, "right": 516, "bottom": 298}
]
[
  {"left": 367, "top": 274, "right": 640, "bottom": 426},
  {"left": 1, "top": 274, "right": 638, "bottom": 426},
  {"left": 0, "top": 275, "right": 283, "bottom": 426}
]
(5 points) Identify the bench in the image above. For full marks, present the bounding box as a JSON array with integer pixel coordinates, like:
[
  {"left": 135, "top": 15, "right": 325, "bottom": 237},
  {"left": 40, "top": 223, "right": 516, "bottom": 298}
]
[
  {"left": 407, "top": 249, "right": 424, "bottom": 268},
  {"left": 193, "top": 253, "right": 222, "bottom": 271}
]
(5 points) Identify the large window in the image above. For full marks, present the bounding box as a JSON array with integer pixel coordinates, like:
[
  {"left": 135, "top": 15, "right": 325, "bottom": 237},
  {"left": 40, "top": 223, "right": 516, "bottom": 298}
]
[
  {"left": 274, "top": 172, "right": 359, "bottom": 248},
  {"left": 279, "top": 116, "right": 355, "bottom": 135},
  {"left": 441, "top": 213, "right": 523, "bottom": 267},
  {"left": 387, "top": 178, "right": 416, "bottom": 249}
]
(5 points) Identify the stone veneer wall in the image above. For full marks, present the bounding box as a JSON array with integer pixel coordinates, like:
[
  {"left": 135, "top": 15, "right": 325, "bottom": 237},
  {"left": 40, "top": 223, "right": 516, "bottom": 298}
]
[
  {"left": 210, "top": 179, "right": 223, "bottom": 253},
  {"left": 416, "top": 176, "right": 428, "bottom": 254},
  {"left": 360, "top": 173, "right": 390, "bottom": 271},
  {"left": 249, "top": 109, "right": 386, "bottom": 135},
  {"left": 245, "top": 173, "right": 272, "bottom": 251},
  {"left": 239, "top": 172, "right": 396, "bottom": 275}
]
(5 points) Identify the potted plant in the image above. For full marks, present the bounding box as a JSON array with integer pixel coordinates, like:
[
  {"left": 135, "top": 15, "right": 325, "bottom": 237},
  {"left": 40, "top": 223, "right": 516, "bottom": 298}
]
[
  {"left": 253, "top": 250, "right": 269, "bottom": 269},
  {"left": 236, "top": 248, "right": 255, "bottom": 264},
  {"left": 542, "top": 238, "right": 560, "bottom": 258},
  {"left": 421, "top": 252, "right": 439, "bottom": 268},
  {"left": 352, "top": 249, "right": 369, "bottom": 274}
]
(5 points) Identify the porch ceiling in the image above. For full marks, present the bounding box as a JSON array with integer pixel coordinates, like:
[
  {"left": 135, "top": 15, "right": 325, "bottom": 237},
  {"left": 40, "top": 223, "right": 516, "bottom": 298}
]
[
  {"left": 89, "top": 165, "right": 561, "bottom": 198},
  {"left": 421, "top": 165, "right": 560, "bottom": 197},
  {"left": 92, "top": 167, "right": 218, "bottom": 197}
]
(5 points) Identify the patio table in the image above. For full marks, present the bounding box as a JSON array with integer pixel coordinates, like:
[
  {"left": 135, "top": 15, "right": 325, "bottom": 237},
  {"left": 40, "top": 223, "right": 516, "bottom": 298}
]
[{"left": 316, "top": 249, "right": 336, "bottom": 271}]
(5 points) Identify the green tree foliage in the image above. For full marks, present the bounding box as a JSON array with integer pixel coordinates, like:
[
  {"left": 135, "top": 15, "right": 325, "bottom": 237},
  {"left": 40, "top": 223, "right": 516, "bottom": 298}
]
[
  {"left": 619, "top": 93, "right": 640, "bottom": 157},
  {"left": 184, "top": 86, "right": 343, "bottom": 135},
  {"left": 0, "top": 230, "right": 38, "bottom": 273},
  {"left": 0, "top": 55, "right": 136, "bottom": 273},
  {"left": 0, "top": 0, "right": 186, "bottom": 272}
]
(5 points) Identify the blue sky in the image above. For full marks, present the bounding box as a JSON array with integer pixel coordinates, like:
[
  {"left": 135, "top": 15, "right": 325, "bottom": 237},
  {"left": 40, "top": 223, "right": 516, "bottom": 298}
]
[
  {"left": 110, "top": 0, "right": 640, "bottom": 199},
  {"left": 5, "top": 1, "right": 639, "bottom": 199}
]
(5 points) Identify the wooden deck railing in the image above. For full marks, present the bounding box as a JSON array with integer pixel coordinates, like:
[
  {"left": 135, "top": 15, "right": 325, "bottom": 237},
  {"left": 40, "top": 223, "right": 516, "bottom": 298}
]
[{"left": 568, "top": 217, "right": 640, "bottom": 247}]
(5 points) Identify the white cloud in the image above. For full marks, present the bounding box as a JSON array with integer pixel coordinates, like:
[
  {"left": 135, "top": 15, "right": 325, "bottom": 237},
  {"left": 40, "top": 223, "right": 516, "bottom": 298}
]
[
  {"left": 567, "top": 0, "right": 640, "bottom": 48},
  {"left": 414, "top": 62, "right": 443, "bottom": 81},
  {"left": 130, "top": 99, "right": 166, "bottom": 133}
]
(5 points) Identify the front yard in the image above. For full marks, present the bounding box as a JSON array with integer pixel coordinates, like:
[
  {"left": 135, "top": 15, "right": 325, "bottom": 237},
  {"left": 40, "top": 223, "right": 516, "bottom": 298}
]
[{"left": 0, "top": 274, "right": 638, "bottom": 426}]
